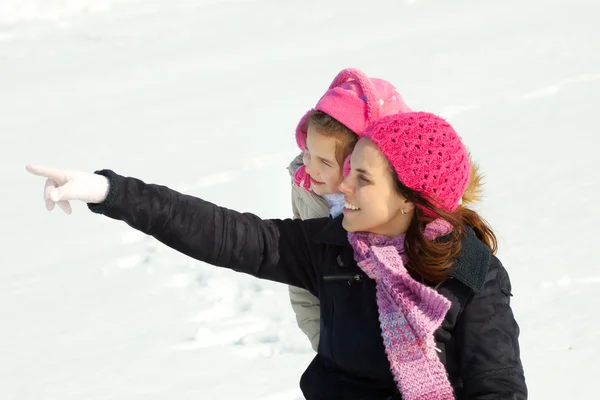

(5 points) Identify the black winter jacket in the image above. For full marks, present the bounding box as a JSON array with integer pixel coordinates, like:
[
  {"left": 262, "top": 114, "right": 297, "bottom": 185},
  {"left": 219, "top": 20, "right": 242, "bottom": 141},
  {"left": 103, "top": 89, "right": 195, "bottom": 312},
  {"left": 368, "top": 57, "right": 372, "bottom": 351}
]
[{"left": 89, "top": 170, "right": 527, "bottom": 400}]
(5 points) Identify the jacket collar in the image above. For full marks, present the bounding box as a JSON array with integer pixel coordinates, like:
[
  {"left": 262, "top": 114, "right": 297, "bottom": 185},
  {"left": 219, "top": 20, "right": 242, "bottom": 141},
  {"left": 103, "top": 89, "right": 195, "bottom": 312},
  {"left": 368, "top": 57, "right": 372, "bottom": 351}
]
[
  {"left": 449, "top": 228, "right": 491, "bottom": 294},
  {"left": 313, "top": 215, "right": 351, "bottom": 247},
  {"left": 312, "top": 216, "right": 491, "bottom": 294}
]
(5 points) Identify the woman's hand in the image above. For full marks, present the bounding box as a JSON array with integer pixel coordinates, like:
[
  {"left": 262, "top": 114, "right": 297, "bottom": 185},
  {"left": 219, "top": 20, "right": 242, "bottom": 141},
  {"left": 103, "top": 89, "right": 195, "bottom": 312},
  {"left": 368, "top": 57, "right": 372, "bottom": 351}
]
[{"left": 26, "top": 165, "right": 110, "bottom": 214}]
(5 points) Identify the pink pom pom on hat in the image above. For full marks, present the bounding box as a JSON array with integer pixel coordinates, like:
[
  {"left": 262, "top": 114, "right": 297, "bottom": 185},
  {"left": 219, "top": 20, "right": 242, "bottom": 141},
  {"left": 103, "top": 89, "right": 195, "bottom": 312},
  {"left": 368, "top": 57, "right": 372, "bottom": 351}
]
[
  {"left": 294, "top": 68, "right": 412, "bottom": 190},
  {"left": 362, "top": 112, "right": 470, "bottom": 213}
]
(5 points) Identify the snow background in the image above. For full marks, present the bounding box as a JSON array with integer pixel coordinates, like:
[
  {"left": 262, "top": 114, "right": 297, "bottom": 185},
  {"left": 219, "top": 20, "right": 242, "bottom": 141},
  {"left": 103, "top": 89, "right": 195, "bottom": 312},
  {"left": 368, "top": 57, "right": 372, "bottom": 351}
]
[{"left": 1, "top": 0, "right": 599, "bottom": 398}]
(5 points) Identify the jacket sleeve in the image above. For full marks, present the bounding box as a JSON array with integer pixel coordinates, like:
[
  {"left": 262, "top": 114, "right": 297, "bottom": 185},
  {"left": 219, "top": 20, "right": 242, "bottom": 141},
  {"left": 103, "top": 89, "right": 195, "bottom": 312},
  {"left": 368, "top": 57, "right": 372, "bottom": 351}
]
[
  {"left": 88, "top": 170, "right": 320, "bottom": 293},
  {"left": 288, "top": 285, "right": 321, "bottom": 351},
  {"left": 456, "top": 260, "right": 527, "bottom": 399},
  {"left": 291, "top": 187, "right": 302, "bottom": 219}
]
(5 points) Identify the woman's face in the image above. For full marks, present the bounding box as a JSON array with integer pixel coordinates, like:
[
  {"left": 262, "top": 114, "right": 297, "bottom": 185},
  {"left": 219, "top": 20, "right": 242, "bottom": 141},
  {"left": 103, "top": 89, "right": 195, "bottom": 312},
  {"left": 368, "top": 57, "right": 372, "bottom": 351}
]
[{"left": 340, "top": 138, "right": 413, "bottom": 237}]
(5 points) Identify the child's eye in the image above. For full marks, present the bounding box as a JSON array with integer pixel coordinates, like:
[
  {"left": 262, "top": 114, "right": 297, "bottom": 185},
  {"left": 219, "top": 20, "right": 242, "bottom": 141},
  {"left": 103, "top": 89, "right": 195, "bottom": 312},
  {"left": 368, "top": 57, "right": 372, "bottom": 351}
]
[
  {"left": 359, "top": 175, "right": 370, "bottom": 183},
  {"left": 320, "top": 159, "right": 331, "bottom": 167}
]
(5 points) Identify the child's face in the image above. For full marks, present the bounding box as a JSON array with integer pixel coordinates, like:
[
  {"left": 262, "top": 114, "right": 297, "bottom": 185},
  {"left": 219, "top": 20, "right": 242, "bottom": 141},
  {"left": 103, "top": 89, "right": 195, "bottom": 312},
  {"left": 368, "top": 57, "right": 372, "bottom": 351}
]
[{"left": 303, "top": 125, "right": 345, "bottom": 196}]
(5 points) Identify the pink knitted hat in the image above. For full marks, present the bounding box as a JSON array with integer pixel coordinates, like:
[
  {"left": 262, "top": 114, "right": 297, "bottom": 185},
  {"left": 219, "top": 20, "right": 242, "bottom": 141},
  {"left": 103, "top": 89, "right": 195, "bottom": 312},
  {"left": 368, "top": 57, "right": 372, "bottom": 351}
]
[
  {"left": 295, "top": 68, "right": 412, "bottom": 152},
  {"left": 362, "top": 112, "right": 470, "bottom": 213}
]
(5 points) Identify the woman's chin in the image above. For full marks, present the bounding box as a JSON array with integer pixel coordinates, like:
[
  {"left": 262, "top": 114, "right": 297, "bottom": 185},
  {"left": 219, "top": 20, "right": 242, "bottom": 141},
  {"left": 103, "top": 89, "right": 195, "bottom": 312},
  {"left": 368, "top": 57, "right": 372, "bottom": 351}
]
[{"left": 341, "top": 215, "right": 358, "bottom": 232}]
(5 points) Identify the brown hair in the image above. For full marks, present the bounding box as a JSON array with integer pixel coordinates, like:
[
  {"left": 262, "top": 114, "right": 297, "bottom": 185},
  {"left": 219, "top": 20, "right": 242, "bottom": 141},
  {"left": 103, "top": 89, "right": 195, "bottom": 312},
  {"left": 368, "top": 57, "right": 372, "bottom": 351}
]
[
  {"left": 393, "top": 161, "right": 497, "bottom": 284},
  {"left": 307, "top": 110, "right": 358, "bottom": 166}
]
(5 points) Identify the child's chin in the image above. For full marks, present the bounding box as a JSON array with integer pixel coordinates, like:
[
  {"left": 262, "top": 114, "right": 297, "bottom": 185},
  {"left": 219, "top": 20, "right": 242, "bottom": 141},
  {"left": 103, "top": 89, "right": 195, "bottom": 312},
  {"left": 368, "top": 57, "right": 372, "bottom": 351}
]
[{"left": 311, "top": 185, "right": 329, "bottom": 195}]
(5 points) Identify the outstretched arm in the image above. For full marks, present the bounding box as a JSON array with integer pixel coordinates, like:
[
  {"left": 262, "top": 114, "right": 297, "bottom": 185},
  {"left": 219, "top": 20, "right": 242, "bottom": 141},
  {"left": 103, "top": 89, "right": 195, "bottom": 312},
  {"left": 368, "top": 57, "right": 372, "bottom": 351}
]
[{"left": 26, "top": 165, "right": 321, "bottom": 293}]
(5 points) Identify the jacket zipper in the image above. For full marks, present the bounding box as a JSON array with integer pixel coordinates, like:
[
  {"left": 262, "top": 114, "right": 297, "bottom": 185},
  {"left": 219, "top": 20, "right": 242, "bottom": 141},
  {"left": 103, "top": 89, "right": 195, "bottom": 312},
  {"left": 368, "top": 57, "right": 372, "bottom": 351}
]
[{"left": 323, "top": 274, "right": 362, "bottom": 285}]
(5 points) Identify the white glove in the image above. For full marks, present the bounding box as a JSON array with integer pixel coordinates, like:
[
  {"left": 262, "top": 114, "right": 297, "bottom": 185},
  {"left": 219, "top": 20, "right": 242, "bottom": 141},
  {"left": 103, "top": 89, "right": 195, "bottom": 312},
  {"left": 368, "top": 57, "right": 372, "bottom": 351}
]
[{"left": 26, "top": 165, "right": 110, "bottom": 215}]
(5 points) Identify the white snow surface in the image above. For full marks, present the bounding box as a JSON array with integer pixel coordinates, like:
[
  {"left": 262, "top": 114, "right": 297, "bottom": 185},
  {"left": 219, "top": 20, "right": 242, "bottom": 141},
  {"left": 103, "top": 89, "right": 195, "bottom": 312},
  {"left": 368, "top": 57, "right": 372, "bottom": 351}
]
[{"left": 1, "top": 0, "right": 599, "bottom": 398}]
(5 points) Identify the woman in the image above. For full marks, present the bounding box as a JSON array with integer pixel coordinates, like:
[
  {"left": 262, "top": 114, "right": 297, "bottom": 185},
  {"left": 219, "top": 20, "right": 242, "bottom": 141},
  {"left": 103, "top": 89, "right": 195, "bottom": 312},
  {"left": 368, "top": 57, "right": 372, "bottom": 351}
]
[{"left": 27, "top": 111, "right": 527, "bottom": 399}]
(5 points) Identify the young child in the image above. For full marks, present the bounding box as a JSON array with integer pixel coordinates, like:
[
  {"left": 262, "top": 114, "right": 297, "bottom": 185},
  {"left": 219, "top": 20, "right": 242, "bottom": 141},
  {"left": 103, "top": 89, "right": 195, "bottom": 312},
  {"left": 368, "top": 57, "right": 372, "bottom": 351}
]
[{"left": 287, "top": 68, "right": 411, "bottom": 351}]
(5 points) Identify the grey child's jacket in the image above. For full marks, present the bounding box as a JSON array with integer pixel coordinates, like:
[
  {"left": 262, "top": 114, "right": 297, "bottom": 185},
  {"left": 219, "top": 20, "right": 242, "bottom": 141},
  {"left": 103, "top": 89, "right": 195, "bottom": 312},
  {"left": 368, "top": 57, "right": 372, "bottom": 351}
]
[{"left": 287, "top": 153, "right": 328, "bottom": 351}]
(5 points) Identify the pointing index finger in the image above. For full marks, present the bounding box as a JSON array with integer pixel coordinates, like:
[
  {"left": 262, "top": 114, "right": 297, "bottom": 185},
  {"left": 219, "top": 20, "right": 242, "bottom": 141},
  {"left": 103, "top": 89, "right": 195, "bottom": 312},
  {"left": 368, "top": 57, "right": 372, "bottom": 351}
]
[{"left": 26, "top": 165, "right": 68, "bottom": 184}]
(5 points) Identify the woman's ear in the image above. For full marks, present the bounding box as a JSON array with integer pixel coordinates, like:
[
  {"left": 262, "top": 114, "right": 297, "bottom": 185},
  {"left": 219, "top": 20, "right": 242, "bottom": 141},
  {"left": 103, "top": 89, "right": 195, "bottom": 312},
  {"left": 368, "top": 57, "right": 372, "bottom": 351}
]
[{"left": 403, "top": 199, "right": 415, "bottom": 213}]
